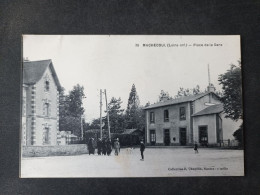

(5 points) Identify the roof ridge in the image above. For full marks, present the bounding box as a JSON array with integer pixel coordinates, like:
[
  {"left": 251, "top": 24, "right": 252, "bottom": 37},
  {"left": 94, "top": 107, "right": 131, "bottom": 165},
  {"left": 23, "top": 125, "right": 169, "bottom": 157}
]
[{"left": 144, "top": 91, "right": 218, "bottom": 110}]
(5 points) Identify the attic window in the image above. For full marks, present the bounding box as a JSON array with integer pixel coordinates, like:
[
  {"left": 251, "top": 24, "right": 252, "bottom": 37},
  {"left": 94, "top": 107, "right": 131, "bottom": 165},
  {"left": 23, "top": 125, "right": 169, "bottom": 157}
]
[{"left": 45, "top": 81, "right": 50, "bottom": 91}]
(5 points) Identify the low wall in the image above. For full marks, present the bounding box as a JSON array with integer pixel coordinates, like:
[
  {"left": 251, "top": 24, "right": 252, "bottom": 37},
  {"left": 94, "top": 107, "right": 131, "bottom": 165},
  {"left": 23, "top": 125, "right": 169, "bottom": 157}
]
[{"left": 22, "top": 144, "right": 88, "bottom": 157}]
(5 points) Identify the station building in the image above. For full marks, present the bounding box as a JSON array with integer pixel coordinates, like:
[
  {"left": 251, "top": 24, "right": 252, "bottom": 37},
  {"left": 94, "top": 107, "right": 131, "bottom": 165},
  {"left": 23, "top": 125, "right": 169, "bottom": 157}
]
[{"left": 144, "top": 86, "right": 226, "bottom": 146}]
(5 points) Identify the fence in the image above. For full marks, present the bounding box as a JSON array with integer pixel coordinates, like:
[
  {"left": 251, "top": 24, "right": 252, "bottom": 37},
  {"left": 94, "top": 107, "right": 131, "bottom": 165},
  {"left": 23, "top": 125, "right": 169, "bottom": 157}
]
[{"left": 219, "top": 139, "right": 239, "bottom": 147}]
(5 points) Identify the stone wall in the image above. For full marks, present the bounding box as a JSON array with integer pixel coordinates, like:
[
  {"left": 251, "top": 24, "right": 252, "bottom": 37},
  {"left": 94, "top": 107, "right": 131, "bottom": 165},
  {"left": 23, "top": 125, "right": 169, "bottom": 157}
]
[{"left": 22, "top": 144, "right": 88, "bottom": 157}]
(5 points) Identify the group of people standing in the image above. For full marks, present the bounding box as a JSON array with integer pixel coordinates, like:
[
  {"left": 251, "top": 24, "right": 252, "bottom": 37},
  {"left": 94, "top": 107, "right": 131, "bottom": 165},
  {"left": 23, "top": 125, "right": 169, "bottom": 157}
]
[
  {"left": 87, "top": 137, "right": 120, "bottom": 156},
  {"left": 87, "top": 137, "right": 146, "bottom": 161}
]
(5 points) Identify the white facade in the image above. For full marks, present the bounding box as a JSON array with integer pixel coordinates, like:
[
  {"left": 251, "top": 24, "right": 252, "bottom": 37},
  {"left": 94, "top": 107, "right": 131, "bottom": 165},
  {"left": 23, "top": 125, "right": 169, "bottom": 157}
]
[{"left": 22, "top": 60, "right": 61, "bottom": 146}]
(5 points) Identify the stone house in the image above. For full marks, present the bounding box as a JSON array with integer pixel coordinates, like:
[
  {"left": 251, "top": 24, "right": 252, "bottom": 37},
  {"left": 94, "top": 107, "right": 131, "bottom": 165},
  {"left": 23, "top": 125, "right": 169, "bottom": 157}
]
[
  {"left": 22, "top": 59, "right": 61, "bottom": 146},
  {"left": 144, "top": 86, "right": 226, "bottom": 146}
]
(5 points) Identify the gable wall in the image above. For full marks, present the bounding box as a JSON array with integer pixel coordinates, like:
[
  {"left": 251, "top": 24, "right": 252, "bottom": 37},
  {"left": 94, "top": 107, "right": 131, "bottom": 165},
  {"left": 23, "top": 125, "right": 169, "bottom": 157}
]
[
  {"left": 193, "top": 94, "right": 221, "bottom": 113},
  {"left": 32, "top": 66, "right": 59, "bottom": 145}
]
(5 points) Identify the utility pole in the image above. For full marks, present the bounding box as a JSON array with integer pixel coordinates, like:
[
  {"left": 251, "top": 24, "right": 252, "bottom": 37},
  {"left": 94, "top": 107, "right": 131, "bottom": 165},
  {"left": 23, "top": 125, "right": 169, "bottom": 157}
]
[
  {"left": 208, "top": 64, "right": 211, "bottom": 86},
  {"left": 80, "top": 115, "right": 84, "bottom": 140},
  {"left": 208, "top": 64, "right": 212, "bottom": 103},
  {"left": 100, "top": 89, "right": 103, "bottom": 139},
  {"left": 104, "top": 89, "right": 111, "bottom": 139}
]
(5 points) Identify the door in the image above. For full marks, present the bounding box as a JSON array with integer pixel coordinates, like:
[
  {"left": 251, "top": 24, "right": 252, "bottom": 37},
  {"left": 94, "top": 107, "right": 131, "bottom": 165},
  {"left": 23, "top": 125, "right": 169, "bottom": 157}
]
[
  {"left": 164, "top": 129, "right": 170, "bottom": 146},
  {"left": 150, "top": 130, "right": 156, "bottom": 145},
  {"left": 179, "top": 128, "right": 187, "bottom": 146},
  {"left": 199, "top": 126, "right": 208, "bottom": 146}
]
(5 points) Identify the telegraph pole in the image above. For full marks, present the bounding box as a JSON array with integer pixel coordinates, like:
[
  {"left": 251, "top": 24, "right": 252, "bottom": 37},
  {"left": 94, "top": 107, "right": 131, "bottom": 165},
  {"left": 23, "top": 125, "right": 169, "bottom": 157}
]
[
  {"left": 208, "top": 64, "right": 211, "bottom": 86},
  {"left": 100, "top": 89, "right": 103, "bottom": 139},
  {"left": 81, "top": 115, "right": 84, "bottom": 140},
  {"left": 104, "top": 89, "right": 111, "bottom": 139}
]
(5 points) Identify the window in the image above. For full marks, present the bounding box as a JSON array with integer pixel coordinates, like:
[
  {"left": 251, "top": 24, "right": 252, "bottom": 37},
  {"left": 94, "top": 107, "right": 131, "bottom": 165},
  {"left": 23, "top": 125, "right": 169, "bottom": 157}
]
[
  {"left": 43, "top": 127, "right": 50, "bottom": 144},
  {"left": 164, "top": 110, "right": 169, "bottom": 122},
  {"left": 150, "top": 112, "right": 155, "bottom": 123},
  {"left": 150, "top": 130, "right": 156, "bottom": 145},
  {"left": 44, "top": 103, "right": 50, "bottom": 116},
  {"left": 199, "top": 126, "right": 208, "bottom": 146},
  {"left": 45, "top": 81, "right": 50, "bottom": 91},
  {"left": 180, "top": 107, "right": 186, "bottom": 120}
]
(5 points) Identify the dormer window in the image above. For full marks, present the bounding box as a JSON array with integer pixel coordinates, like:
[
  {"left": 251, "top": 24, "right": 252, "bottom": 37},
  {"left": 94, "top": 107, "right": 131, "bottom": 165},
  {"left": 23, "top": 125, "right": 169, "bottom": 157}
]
[{"left": 45, "top": 81, "right": 50, "bottom": 91}]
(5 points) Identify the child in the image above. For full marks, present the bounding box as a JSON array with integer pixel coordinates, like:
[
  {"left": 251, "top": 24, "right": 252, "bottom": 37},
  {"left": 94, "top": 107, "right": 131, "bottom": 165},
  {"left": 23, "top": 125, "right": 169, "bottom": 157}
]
[{"left": 194, "top": 142, "right": 199, "bottom": 154}]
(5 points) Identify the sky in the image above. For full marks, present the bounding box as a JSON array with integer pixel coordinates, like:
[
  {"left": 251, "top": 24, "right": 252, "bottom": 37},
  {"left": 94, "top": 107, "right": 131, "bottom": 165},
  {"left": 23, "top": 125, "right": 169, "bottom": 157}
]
[{"left": 23, "top": 35, "right": 241, "bottom": 123}]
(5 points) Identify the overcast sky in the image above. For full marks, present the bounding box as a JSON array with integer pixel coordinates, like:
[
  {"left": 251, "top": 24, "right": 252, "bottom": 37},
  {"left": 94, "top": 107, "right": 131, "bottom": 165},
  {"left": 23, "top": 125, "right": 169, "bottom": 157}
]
[{"left": 23, "top": 35, "right": 240, "bottom": 122}]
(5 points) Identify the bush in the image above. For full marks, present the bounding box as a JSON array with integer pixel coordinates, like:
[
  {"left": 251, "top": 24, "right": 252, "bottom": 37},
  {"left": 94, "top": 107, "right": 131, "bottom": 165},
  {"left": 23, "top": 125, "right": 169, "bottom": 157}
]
[{"left": 233, "top": 124, "right": 243, "bottom": 148}]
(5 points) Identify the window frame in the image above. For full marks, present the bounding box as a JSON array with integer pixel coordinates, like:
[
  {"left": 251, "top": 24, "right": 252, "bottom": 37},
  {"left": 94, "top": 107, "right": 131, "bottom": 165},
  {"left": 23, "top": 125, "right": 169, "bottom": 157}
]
[
  {"left": 179, "top": 106, "right": 186, "bottom": 120},
  {"left": 44, "top": 103, "right": 50, "bottom": 117},
  {"left": 43, "top": 127, "right": 50, "bottom": 144},
  {"left": 150, "top": 129, "right": 156, "bottom": 144},
  {"left": 164, "top": 109, "right": 169, "bottom": 122},
  {"left": 45, "top": 80, "right": 50, "bottom": 92},
  {"left": 150, "top": 112, "right": 155, "bottom": 123}
]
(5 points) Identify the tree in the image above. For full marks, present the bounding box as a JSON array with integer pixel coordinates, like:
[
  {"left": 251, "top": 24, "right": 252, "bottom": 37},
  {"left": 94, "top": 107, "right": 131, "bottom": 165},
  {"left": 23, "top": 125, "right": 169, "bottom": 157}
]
[
  {"left": 218, "top": 61, "right": 243, "bottom": 146},
  {"left": 145, "top": 102, "right": 150, "bottom": 107},
  {"left": 135, "top": 106, "right": 146, "bottom": 131},
  {"left": 67, "top": 84, "right": 86, "bottom": 117},
  {"left": 59, "top": 84, "right": 86, "bottom": 137},
  {"left": 218, "top": 62, "right": 242, "bottom": 121},
  {"left": 88, "top": 118, "right": 102, "bottom": 130},
  {"left": 175, "top": 85, "right": 201, "bottom": 98},
  {"left": 192, "top": 85, "right": 201, "bottom": 95},
  {"left": 159, "top": 90, "right": 172, "bottom": 102},
  {"left": 105, "top": 97, "right": 125, "bottom": 133},
  {"left": 125, "top": 84, "right": 140, "bottom": 129},
  {"left": 233, "top": 124, "right": 243, "bottom": 147}
]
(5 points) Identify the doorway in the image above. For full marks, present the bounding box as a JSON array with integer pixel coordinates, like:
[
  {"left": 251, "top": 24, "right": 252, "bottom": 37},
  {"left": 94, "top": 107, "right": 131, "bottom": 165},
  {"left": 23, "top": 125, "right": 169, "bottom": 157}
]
[
  {"left": 150, "top": 130, "right": 156, "bottom": 146},
  {"left": 199, "top": 126, "right": 208, "bottom": 146},
  {"left": 179, "top": 128, "right": 187, "bottom": 146},
  {"left": 164, "top": 129, "right": 170, "bottom": 146}
]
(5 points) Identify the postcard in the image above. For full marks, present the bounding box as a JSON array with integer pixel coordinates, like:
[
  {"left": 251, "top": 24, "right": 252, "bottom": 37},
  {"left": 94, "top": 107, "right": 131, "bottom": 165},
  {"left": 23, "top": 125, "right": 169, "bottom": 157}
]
[{"left": 20, "top": 35, "right": 243, "bottom": 177}]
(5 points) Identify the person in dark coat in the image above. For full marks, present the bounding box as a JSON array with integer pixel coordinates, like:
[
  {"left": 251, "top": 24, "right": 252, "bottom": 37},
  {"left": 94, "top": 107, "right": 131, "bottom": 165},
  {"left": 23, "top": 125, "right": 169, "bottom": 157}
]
[
  {"left": 102, "top": 138, "right": 107, "bottom": 155},
  {"left": 106, "top": 138, "right": 112, "bottom": 156},
  {"left": 194, "top": 142, "right": 199, "bottom": 154},
  {"left": 97, "top": 138, "right": 102, "bottom": 155},
  {"left": 88, "top": 138, "right": 95, "bottom": 155},
  {"left": 140, "top": 140, "right": 145, "bottom": 161}
]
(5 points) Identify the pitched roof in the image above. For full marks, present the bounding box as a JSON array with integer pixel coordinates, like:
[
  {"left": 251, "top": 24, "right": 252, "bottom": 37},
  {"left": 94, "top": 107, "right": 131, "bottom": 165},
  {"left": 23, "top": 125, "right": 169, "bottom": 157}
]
[
  {"left": 144, "top": 92, "right": 213, "bottom": 110},
  {"left": 192, "top": 104, "right": 223, "bottom": 117},
  {"left": 23, "top": 59, "right": 61, "bottom": 91}
]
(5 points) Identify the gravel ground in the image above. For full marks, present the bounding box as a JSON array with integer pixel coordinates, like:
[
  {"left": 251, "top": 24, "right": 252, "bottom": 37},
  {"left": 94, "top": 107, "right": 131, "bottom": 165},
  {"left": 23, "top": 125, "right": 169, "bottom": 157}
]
[{"left": 21, "top": 148, "right": 244, "bottom": 177}]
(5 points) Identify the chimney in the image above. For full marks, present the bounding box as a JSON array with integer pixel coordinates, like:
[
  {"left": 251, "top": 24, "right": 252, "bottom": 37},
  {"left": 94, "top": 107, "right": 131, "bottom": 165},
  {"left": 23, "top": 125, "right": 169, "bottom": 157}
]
[
  {"left": 207, "top": 84, "right": 216, "bottom": 92},
  {"left": 23, "top": 57, "right": 30, "bottom": 62}
]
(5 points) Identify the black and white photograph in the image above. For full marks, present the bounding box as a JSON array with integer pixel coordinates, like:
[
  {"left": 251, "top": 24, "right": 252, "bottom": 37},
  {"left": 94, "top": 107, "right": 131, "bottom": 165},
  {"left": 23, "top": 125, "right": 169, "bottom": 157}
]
[{"left": 20, "top": 35, "right": 243, "bottom": 177}]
